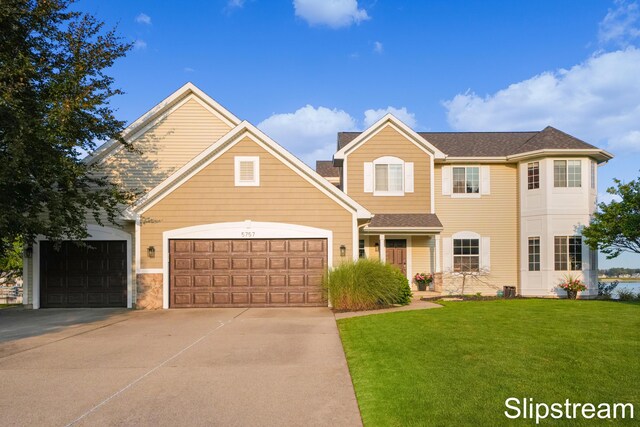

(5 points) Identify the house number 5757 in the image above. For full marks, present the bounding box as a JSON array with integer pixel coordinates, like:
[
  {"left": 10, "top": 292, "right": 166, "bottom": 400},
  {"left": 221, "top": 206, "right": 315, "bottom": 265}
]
[{"left": 241, "top": 232, "right": 255, "bottom": 238}]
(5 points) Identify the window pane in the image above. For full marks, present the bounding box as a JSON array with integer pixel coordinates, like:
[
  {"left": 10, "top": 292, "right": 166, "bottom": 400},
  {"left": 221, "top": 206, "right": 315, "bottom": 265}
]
[
  {"left": 359, "top": 239, "right": 365, "bottom": 259},
  {"left": 528, "top": 162, "right": 539, "bottom": 190},
  {"left": 569, "top": 236, "right": 582, "bottom": 270},
  {"left": 554, "top": 161, "right": 567, "bottom": 187},
  {"left": 375, "top": 164, "right": 388, "bottom": 191},
  {"left": 568, "top": 160, "right": 581, "bottom": 187},
  {"left": 466, "top": 167, "right": 479, "bottom": 193},
  {"left": 554, "top": 236, "right": 567, "bottom": 270},
  {"left": 453, "top": 239, "right": 479, "bottom": 272},
  {"left": 528, "top": 237, "right": 540, "bottom": 271},
  {"left": 389, "top": 164, "right": 403, "bottom": 192},
  {"left": 452, "top": 167, "right": 466, "bottom": 193},
  {"left": 239, "top": 161, "right": 254, "bottom": 182},
  {"left": 590, "top": 162, "right": 596, "bottom": 189}
]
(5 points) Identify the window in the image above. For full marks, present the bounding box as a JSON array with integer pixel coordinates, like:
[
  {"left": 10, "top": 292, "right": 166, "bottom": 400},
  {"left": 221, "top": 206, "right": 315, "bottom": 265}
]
[
  {"left": 234, "top": 156, "right": 260, "bottom": 186},
  {"left": 527, "top": 162, "right": 540, "bottom": 190},
  {"left": 375, "top": 164, "right": 403, "bottom": 193},
  {"left": 554, "top": 236, "right": 582, "bottom": 271},
  {"left": 359, "top": 239, "right": 366, "bottom": 259},
  {"left": 590, "top": 161, "right": 596, "bottom": 189},
  {"left": 528, "top": 237, "right": 540, "bottom": 271},
  {"left": 452, "top": 167, "right": 479, "bottom": 194},
  {"left": 554, "top": 160, "right": 581, "bottom": 188},
  {"left": 453, "top": 239, "right": 480, "bottom": 272}
]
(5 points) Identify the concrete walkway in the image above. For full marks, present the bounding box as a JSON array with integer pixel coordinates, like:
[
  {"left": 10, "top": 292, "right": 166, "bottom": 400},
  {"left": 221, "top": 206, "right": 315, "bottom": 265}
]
[
  {"left": 334, "top": 298, "right": 442, "bottom": 320},
  {"left": 0, "top": 308, "right": 362, "bottom": 427}
]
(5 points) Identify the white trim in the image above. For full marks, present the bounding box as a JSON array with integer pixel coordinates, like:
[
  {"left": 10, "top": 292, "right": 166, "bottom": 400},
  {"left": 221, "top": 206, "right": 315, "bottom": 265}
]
[
  {"left": 234, "top": 156, "right": 260, "bottom": 186},
  {"left": 138, "top": 268, "right": 163, "bottom": 274},
  {"left": 449, "top": 165, "right": 481, "bottom": 197},
  {"left": 161, "top": 221, "right": 334, "bottom": 309},
  {"left": 435, "top": 235, "right": 441, "bottom": 272},
  {"left": 372, "top": 156, "right": 405, "bottom": 197},
  {"left": 86, "top": 83, "right": 241, "bottom": 165},
  {"left": 22, "top": 255, "right": 29, "bottom": 306},
  {"left": 135, "top": 216, "right": 141, "bottom": 273},
  {"left": 132, "top": 121, "right": 371, "bottom": 219},
  {"left": 334, "top": 115, "right": 446, "bottom": 160},
  {"left": 430, "top": 156, "right": 435, "bottom": 213},
  {"left": 342, "top": 157, "right": 348, "bottom": 193},
  {"left": 452, "top": 231, "right": 481, "bottom": 240},
  {"left": 407, "top": 236, "right": 413, "bottom": 283},
  {"left": 32, "top": 224, "right": 133, "bottom": 309},
  {"left": 437, "top": 149, "right": 613, "bottom": 164},
  {"left": 379, "top": 234, "right": 386, "bottom": 263}
]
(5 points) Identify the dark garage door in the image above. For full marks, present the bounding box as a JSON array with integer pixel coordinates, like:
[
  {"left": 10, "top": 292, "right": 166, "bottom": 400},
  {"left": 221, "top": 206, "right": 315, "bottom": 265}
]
[
  {"left": 169, "top": 239, "right": 327, "bottom": 308},
  {"left": 40, "top": 241, "right": 127, "bottom": 308}
]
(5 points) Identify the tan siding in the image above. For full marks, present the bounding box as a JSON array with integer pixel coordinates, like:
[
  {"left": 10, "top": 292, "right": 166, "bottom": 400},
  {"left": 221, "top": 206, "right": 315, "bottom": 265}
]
[
  {"left": 365, "top": 235, "right": 380, "bottom": 260},
  {"left": 101, "top": 98, "right": 233, "bottom": 194},
  {"left": 346, "top": 125, "right": 431, "bottom": 213},
  {"left": 412, "top": 236, "right": 431, "bottom": 275},
  {"left": 434, "top": 164, "right": 519, "bottom": 293},
  {"left": 141, "top": 137, "right": 354, "bottom": 269}
]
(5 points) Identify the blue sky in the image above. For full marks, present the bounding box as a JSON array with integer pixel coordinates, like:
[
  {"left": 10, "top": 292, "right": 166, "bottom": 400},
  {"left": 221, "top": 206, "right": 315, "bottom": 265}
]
[{"left": 78, "top": 0, "right": 640, "bottom": 268}]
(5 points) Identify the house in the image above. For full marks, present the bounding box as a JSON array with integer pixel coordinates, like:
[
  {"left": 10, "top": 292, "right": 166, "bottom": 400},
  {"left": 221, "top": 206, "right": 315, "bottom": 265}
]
[{"left": 20, "top": 83, "right": 612, "bottom": 309}]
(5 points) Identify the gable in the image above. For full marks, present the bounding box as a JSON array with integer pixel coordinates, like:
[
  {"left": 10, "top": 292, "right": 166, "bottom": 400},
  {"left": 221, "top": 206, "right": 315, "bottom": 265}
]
[
  {"left": 132, "top": 122, "right": 371, "bottom": 219},
  {"left": 99, "top": 97, "right": 234, "bottom": 193}
]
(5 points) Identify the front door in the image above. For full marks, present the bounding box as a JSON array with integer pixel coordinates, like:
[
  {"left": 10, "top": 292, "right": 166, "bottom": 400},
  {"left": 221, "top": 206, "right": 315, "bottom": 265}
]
[{"left": 385, "top": 239, "right": 407, "bottom": 275}]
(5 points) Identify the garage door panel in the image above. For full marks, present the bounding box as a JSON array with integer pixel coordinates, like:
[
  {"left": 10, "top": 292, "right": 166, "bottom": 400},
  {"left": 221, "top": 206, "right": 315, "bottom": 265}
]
[
  {"left": 193, "top": 258, "right": 211, "bottom": 270},
  {"left": 250, "top": 240, "right": 268, "bottom": 252},
  {"left": 170, "top": 238, "right": 327, "bottom": 307},
  {"left": 173, "top": 240, "right": 191, "bottom": 253},
  {"left": 40, "top": 240, "right": 127, "bottom": 308},
  {"left": 173, "top": 258, "right": 192, "bottom": 270}
]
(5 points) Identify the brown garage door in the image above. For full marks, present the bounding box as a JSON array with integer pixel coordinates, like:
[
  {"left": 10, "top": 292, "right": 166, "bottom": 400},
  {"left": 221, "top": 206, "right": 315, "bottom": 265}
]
[
  {"left": 169, "top": 239, "right": 327, "bottom": 308},
  {"left": 40, "top": 241, "right": 127, "bottom": 308}
]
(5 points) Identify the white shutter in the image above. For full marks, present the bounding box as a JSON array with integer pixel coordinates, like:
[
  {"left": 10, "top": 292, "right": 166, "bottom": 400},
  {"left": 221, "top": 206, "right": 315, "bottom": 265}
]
[
  {"left": 442, "top": 237, "right": 452, "bottom": 272},
  {"left": 481, "top": 236, "right": 491, "bottom": 272},
  {"left": 481, "top": 166, "right": 490, "bottom": 195},
  {"left": 404, "top": 162, "right": 414, "bottom": 193},
  {"left": 442, "top": 166, "right": 452, "bottom": 195},
  {"left": 364, "top": 162, "right": 373, "bottom": 193}
]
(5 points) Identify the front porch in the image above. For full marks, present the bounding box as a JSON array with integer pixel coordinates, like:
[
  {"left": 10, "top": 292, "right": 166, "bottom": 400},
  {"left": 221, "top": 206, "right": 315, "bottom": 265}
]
[{"left": 359, "top": 213, "right": 444, "bottom": 292}]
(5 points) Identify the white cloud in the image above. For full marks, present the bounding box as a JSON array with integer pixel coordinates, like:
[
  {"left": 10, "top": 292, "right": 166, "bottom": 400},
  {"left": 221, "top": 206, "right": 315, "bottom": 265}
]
[
  {"left": 293, "top": 0, "right": 370, "bottom": 28},
  {"left": 183, "top": 67, "right": 195, "bottom": 73},
  {"left": 227, "top": 0, "right": 246, "bottom": 9},
  {"left": 133, "top": 39, "right": 147, "bottom": 50},
  {"left": 135, "top": 13, "right": 152, "bottom": 25},
  {"left": 364, "top": 107, "right": 417, "bottom": 128},
  {"left": 373, "top": 41, "right": 383, "bottom": 54},
  {"left": 258, "top": 105, "right": 357, "bottom": 165},
  {"left": 599, "top": 0, "right": 640, "bottom": 47},
  {"left": 444, "top": 48, "right": 640, "bottom": 152}
]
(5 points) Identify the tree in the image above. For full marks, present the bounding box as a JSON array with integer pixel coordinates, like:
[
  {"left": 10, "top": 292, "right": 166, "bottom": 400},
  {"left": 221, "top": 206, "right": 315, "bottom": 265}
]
[
  {"left": 583, "top": 176, "right": 640, "bottom": 258},
  {"left": 0, "top": 0, "right": 135, "bottom": 259},
  {"left": 0, "top": 238, "right": 23, "bottom": 281}
]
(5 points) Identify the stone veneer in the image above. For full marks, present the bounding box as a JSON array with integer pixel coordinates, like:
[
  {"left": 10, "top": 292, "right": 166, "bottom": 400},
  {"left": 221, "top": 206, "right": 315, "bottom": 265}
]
[
  {"left": 433, "top": 272, "right": 443, "bottom": 292},
  {"left": 136, "top": 273, "right": 163, "bottom": 309}
]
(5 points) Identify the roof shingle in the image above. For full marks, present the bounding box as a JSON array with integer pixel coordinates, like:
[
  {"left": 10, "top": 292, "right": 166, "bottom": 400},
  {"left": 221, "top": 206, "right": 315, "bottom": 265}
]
[
  {"left": 337, "top": 126, "right": 599, "bottom": 157},
  {"left": 368, "top": 213, "right": 443, "bottom": 229},
  {"left": 315, "top": 160, "right": 340, "bottom": 177}
]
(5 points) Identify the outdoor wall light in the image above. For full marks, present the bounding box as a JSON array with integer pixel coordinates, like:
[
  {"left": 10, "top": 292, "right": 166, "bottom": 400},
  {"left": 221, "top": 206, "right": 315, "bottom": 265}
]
[
  {"left": 340, "top": 245, "right": 346, "bottom": 257},
  {"left": 147, "top": 246, "right": 155, "bottom": 258},
  {"left": 374, "top": 243, "right": 380, "bottom": 252},
  {"left": 24, "top": 246, "right": 33, "bottom": 258}
]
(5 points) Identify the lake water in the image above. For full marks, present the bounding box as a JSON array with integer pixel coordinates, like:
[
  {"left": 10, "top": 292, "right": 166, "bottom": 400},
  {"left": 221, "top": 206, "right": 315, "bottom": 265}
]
[{"left": 601, "top": 281, "right": 640, "bottom": 299}]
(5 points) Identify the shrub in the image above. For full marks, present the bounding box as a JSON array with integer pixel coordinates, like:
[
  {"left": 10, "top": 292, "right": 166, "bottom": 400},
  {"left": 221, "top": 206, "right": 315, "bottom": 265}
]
[
  {"left": 617, "top": 289, "right": 637, "bottom": 301},
  {"left": 598, "top": 280, "right": 619, "bottom": 299},
  {"left": 323, "top": 259, "right": 413, "bottom": 311}
]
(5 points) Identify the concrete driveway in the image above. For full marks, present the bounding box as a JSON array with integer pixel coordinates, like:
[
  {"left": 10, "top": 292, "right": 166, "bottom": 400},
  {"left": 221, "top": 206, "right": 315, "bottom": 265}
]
[{"left": 0, "top": 308, "right": 362, "bottom": 426}]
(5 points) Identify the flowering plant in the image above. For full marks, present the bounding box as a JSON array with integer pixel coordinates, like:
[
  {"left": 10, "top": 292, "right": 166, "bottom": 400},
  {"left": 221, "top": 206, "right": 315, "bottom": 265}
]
[
  {"left": 558, "top": 275, "right": 587, "bottom": 292},
  {"left": 558, "top": 274, "right": 586, "bottom": 299},
  {"left": 414, "top": 272, "right": 433, "bottom": 291}
]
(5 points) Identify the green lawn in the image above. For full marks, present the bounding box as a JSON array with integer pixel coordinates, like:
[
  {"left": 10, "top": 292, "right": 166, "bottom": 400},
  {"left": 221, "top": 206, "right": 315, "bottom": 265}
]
[{"left": 338, "top": 300, "right": 640, "bottom": 426}]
